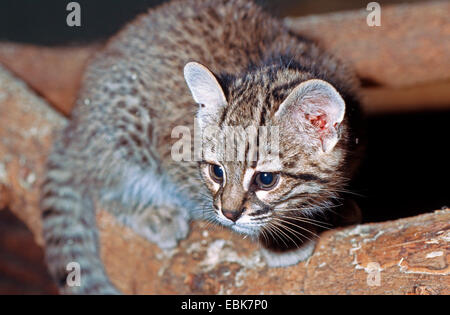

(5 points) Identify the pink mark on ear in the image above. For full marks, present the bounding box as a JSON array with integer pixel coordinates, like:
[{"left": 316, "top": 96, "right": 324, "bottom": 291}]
[{"left": 305, "top": 114, "right": 328, "bottom": 130}]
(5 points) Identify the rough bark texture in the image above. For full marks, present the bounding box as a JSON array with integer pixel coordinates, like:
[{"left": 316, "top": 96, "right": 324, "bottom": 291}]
[
  {"left": 0, "top": 67, "right": 66, "bottom": 244},
  {"left": 0, "top": 1, "right": 449, "bottom": 294},
  {"left": 99, "top": 210, "right": 449, "bottom": 295}
]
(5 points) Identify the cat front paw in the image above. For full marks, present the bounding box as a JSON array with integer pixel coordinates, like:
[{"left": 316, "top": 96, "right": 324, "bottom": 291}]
[
  {"left": 260, "top": 239, "right": 317, "bottom": 267},
  {"left": 133, "top": 205, "right": 190, "bottom": 249}
]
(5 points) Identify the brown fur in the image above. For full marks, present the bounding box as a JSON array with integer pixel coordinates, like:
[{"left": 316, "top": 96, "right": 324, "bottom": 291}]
[{"left": 40, "top": 0, "right": 363, "bottom": 294}]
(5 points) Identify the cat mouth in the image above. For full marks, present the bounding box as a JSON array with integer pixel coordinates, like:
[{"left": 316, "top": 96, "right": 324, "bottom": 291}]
[
  {"left": 213, "top": 211, "right": 265, "bottom": 237},
  {"left": 230, "top": 222, "right": 262, "bottom": 237}
]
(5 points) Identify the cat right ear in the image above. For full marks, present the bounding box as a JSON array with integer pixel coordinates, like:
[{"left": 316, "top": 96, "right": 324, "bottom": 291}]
[
  {"left": 274, "top": 79, "right": 346, "bottom": 154},
  {"left": 184, "top": 62, "right": 227, "bottom": 116}
]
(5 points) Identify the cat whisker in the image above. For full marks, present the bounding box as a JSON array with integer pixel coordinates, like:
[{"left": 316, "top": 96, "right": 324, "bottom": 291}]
[
  {"left": 259, "top": 227, "right": 269, "bottom": 244},
  {"left": 274, "top": 214, "right": 333, "bottom": 230},
  {"left": 270, "top": 218, "right": 309, "bottom": 244},
  {"left": 271, "top": 217, "right": 317, "bottom": 242},
  {"left": 266, "top": 221, "right": 298, "bottom": 248},
  {"left": 265, "top": 223, "right": 290, "bottom": 248}
]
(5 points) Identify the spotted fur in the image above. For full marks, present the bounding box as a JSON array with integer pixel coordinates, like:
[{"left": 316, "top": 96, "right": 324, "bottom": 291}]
[{"left": 41, "top": 0, "right": 363, "bottom": 294}]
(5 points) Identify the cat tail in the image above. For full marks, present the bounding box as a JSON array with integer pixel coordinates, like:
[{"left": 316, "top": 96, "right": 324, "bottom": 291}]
[{"left": 40, "top": 157, "right": 120, "bottom": 295}]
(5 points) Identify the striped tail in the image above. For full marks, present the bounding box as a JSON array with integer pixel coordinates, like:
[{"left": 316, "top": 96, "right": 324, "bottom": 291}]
[{"left": 40, "top": 159, "right": 119, "bottom": 294}]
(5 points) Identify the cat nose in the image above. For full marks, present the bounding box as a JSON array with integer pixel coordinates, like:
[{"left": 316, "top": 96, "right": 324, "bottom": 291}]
[{"left": 222, "top": 208, "right": 245, "bottom": 222}]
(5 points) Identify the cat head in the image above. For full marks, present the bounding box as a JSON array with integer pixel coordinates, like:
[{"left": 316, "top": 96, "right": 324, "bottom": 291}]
[{"left": 184, "top": 61, "right": 348, "bottom": 246}]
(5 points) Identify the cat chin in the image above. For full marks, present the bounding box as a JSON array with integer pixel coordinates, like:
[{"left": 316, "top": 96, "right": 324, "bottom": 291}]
[
  {"left": 213, "top": 216, "right": 253, "bottom": 233},
  {"left": 230, "top": 224, "right": 260, "bottom": 237}
]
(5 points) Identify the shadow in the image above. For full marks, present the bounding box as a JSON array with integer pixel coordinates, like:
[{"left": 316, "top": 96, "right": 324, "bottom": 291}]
[{"left": 352, "top": 110, "right": 450, "bottom": 223}]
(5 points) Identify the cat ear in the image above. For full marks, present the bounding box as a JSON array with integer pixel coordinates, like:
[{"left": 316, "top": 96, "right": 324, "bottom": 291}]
[
  {"left": 184, "top": 61, "right": 227, "bottom": 113},
  {"left": 275, "top": 79, "right": 346, "bottom": 153}
]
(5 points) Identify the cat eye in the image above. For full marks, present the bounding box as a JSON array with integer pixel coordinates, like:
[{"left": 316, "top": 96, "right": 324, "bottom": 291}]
[
  {"left": 254, "top": 172, "right": 279, "bottom": 190},
  {"left": 209, "top": 164, "right": 224, "bottom": 183}
]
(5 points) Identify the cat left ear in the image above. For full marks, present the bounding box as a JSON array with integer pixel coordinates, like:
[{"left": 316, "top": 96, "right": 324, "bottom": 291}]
[
  {"left": 275, "top": 79, "right": 346, "bottom": 153},
  {"left": 184, "top": 62, "right": 227, "bottom": 109}
]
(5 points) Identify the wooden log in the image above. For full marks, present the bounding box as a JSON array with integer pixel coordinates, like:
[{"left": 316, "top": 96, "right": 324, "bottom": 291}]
[
  {"left": 0, "top": 64, "right": 448, "bottom": 294},
  {"left": 0, "top": 43, "right": 101, "bottom": 116},
  {"left": 285, "top": 1, "right": 450, "bottom": 88},
  {"left": 284, "top": 1, "right": 450, "bottom": 114},
  {"left": 0, "top": 66, "right": 66, "bottom": 244}
]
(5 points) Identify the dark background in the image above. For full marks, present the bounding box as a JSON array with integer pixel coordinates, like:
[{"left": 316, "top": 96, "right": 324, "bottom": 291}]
[
  {"left": 0, "top": 0, "right": 430, "bottom": 45},
  {"left": 0, "top": 0, "right": 448, "bottom": 294}
]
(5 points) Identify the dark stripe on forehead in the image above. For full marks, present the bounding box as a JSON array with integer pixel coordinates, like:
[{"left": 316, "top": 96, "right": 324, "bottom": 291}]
[
  {"left": 281, "top": 172, "right": 329, "bottom": 184},
  {"left": 259, "top": 104, "right": 267, "bottom": 126},
  {"left": 219, "top": 105, "right": 229, "bottom": 127},
  {"left": 270, "top": 79, "right": 303, "bottom": 100},
  {"left": 217, "top": 72, "right": 235, "bottom": 127}
]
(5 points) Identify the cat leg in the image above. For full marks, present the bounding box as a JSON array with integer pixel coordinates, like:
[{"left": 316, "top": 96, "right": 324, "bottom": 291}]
[
  {"left": 122, "top": 204, "right": 190, "bottom": 249},
  {"left": 260, "top": 239, "right": 316, "bottom": 267}
]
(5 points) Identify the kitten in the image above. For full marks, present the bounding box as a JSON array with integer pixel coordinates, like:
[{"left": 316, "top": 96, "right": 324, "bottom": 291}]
[{"left": 41, "top": 0, "right": 363, "bottom": 294}]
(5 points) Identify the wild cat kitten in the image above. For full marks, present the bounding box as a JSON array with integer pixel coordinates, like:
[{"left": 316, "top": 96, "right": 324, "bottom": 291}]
[{"left": 41, "top": 0, "right": 363, "bottom": 294}]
